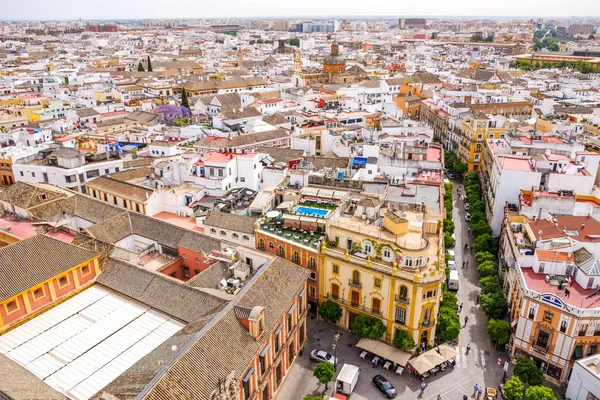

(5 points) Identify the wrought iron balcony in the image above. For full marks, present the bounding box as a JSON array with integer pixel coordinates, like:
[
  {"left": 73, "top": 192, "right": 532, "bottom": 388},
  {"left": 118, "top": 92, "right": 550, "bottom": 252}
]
[
  {"left": 394, "top": 294, "right": 410, "bottom": 305},
  {"left": 326, "top": 294, "right": 382, "bottom": 317},
  {"left": 420, "top": 319, "right": 435, "bottom": 328},
  {"left": 348, "top": 279, "right": 362, "bottom": 289}
]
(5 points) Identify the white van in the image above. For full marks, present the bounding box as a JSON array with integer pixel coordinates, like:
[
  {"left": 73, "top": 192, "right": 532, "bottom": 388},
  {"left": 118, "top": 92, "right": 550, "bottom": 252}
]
[
  {"left": 448, "top": 270, "right": 459, "bottom": 291},
  {"left": 336, "top": 364, "right": 360, "bottom": 395}
]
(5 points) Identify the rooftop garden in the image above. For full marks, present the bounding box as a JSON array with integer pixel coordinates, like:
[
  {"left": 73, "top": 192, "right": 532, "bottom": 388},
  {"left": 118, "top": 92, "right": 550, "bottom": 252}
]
[
  {"left": 260, "top": 218, "right": 323, "bottom": 249},
  {"left": 298, "top": 198, "right": 337, "bottom": 211}
]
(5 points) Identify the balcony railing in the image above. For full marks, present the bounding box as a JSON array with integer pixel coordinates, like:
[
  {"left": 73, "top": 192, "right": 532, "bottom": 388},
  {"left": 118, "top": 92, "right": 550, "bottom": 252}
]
[
  {"left": 533, "top": 344, "right": 548, "bottom": 354},
  {"left": 394, "top": 294, "right": 410, "bottom": 305},
  {"left": 326, "top": 294, "right": 382, "bottom": 317},
  {"left": 420, "top": 319, "right": 435, "bottom": 328},
  {"left": 348, "top": 279, "right": 363, "bottom": 289}
]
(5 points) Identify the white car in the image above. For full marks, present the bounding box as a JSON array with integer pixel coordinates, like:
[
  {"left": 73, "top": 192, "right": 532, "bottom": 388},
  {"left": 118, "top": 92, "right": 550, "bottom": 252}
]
[
  {"left": 446, "top": 249, "right": 456, "bottom": 261},
  {"left": 447, "top": 260, "right": 457, "bottom": 270},
  {"left": 465, "top": 213, "right": 471, "bottom": 222},
  {"left": 310, "top": 349, "right": 337, "bottom": 365}
]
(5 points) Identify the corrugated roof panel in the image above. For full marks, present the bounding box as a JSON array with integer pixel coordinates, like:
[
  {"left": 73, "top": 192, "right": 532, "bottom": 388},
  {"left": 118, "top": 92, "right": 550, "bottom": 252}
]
[{"left": 0, "top": 287, "right": 183, "bottom": 400}]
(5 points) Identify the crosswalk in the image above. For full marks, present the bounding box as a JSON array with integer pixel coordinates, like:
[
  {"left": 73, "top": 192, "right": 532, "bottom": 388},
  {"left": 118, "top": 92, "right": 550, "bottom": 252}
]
[{"left": 453, "top": 346, "right": 486, "bottom": 370}]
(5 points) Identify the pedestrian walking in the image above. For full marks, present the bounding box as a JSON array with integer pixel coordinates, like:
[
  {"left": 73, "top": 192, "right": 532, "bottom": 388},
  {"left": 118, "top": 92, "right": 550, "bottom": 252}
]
[
  {"left": 420, "top": 381, "right": 427, "bottom": 393},
  {"left": 473, "top": 384, "right": 479, "bottom": 396},
  {"left": 466, "top": 260, "right": 469, "bottom": 268},
  {"left": 466, "top": 343, "right": 471, "bottom": 354},
  {"left": 565, "top": 288, "right": 571, "bottom": 298},
  {"left": 477, "top": 386, "right": 483, "bottom": 398},
  {"left": 463, "top": 395, "right": 468, "bottom": 400},
  {"left": 468, "top": 227, "right": 471, "bottom": 234},
  {"left": 462, "top": 261, "right": 465, "bottom": 269},
  {"left": 437, "top": 394, "right": 442, "bottom": 400},
  {"left": 459, "top": 302, "right": 463, "bottom": 312},
  {"left": 464, "top": 315, "right": 469, "bottom": 326}
]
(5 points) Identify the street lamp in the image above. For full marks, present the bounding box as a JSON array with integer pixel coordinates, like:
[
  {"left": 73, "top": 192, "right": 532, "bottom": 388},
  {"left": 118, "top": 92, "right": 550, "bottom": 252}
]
[{"left": 332, "top": 332, "right": 340, "bottom": 370}]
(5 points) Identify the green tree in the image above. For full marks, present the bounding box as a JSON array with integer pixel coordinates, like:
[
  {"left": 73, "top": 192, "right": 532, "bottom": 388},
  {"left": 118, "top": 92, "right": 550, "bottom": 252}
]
[
  {"left": 487, "top": 319, "right": 510, "bottom": 346},
  {"left": 147, "top": 56, "right": 153, "bottom": 72},
  {"left": 181, "top": 89, "right": 190, "bottom": 109},
  {"left": 313, "top": 362, "right": 335, "bottom": 390},
  {"left": 479, "top": 276, "right": 500, "bottom": 294},
  {"left": 319, "top": 300, "right": 342, "bottom": 324},
  {"left": 471, "top": 32, "right": 485, "bottom": 42},
  {"left": 514, "top": 356, "right": 545, "bottom": 386},
  {"left": 215, "top": 38, "right": 224, "bottom": 44},
  {"left": 137, "top": 61, "right": 145, "bottom": 72},
  {"left": 349, "top": 315, "right": 386, "bottom": 339},
  {"left": 437, "top": 308, "right": 461, "bottom": 341},
  {"left": 288, "top": 38, "right": 300, "bottom": 47},
  {"left": 480, "top": 291, "right": 507, "bottom": 319},
  {"left": 443, "top": 219, "right": 455, "bottom": 234},
  {"left": 474, "top": 234, "right": 495, "bottom": 254},
  {"left": 392, "top": 329, "right": 416, "bottom": 351},
  {"left": 476, "top": 252, "right": 496, "bottom": 264},
  {"left": 445, "top": 232, "right": 455, "bottom": 248},
  {"left": 477, "top": 260, "right": 497, "bottom": 277},
  {"left": 525, "top": 386, "right": 556, "bottom": 400},
  {"left": 503, "top": 376, "right": 525, "bottom": 400}
]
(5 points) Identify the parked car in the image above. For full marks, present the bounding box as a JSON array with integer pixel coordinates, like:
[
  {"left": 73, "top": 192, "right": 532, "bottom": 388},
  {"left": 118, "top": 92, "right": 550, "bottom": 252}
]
[
  {"left": 464, "top": 203, "right": 470, "bottom": 211},
  {"left": 447, "top": 260, "right": 457, "bottom": 270},
  {"left": 310, "top": 349, "right": 337, "bottom": 365},
  {"left": 446, "top": 250, "right": 456, "bottom": 262},
  {"left": 372, "top": 374, "right": 397, "bottom": 398},
  {"left": 465, "top": 212, "right": 471, "bottom": 222},
  {"left": 446, "top": 172, "right": 456, "bottom": 180}
]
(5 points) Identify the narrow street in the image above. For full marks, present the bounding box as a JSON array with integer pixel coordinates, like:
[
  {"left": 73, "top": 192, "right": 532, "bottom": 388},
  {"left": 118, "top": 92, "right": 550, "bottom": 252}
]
[{"left": 275, "top": 181, "right": 510, "bottom": 400}]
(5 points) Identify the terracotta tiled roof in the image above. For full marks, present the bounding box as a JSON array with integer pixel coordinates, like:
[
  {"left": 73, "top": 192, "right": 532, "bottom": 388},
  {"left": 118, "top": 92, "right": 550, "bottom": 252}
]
[
  {"left": 0, "top": 235, "right": 97, "bottom": 302},
  {"left": 86, "top": 176, "right": 155, "bottom": 203},
  {"left": 203, "top": 211, "right": 258, "bottom": 234},
  {"left": 97, "top": 260, "right": 228, "bottom": 323},
  {"left": 0, "top": 182, "right": 66, "bottom": 209},
  {"left": 139, "top": 257, "right": 308, "bottom": 400},
  {"left": 535, "top": 249, "right": 574, "bottom": 262}
]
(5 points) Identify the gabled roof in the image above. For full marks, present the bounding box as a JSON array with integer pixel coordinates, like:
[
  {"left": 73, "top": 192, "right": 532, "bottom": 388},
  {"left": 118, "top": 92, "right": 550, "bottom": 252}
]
[
  {"left": 97, "top": 260, "right": 228, "bottom": 323},
  {"left": 203, "top": 211, "right": 258, "bottom": 234},
  {"left": 0, "top": 235, "right": 97, "bottom": 302},
  {"left": 135, "top": 257, "right": 309, "bottom": 399},
  {"left": 0, "top": 182, "right": 66, "bottom": 210}
]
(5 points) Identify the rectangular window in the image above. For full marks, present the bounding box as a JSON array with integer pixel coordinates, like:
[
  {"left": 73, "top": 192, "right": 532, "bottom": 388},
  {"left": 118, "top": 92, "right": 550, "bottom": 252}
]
[
  {"left": 536, "top": 331, "right": 550, "bottom": 348},
  {"left": 32, "top": 287, "right": 44, "bottom": 300},
  {"left": 560, "top": 320, "right": 568, "bottom": 333},
  {"left": 58, "top": 275, "right": 69, "bottom": 288},
  {"left": 395, "top": 307, "right": 406, "bottom": 324},
  {"left": 544, "top": 311, "right": 553, "bottom": 321},
  {"left": 528, "top": 308, "right": 535, "bottom": 319},
  {"left": 333, "top": 264, "right": 339, "bottom": 274},
  {"left": 374, "top": 278, "right": 381, "bottom": 288},
  {"left": 218, "top": 169, "right": 223, "bottom": 177},
  {"left": 589, "top": 344, "right": 598, "bottom": 356},
  {"left": 579, "top": 324, "right": 588, "bottom": 336},
  {"left": 6, "top": 300, "right": 18, "bottom": 314},
  {"left": 262, "top": 384, "right": 269, "bottom": 400},
  {"left": 240, "top": 177, "right": 245, "bottom": 182},
  {"left": 81, "top": 264, "right": 91, "bottom": 277},
  {"left": 242, "top": 368, "right": 254, "bottom": 399},
  {"left": 309, "top": 286, "right": 316, "bottom": 298}
]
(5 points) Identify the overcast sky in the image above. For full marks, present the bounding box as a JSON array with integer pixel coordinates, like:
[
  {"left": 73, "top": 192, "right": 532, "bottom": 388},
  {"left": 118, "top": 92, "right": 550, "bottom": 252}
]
[{"left": 3, "top": 0, "right": 599, "bottom": 20}]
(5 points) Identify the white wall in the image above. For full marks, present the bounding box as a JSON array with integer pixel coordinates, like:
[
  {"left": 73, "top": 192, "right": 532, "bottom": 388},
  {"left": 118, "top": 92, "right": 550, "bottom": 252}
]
[{"left": 566, "top": 357, "right": 600, "bottom": 400}]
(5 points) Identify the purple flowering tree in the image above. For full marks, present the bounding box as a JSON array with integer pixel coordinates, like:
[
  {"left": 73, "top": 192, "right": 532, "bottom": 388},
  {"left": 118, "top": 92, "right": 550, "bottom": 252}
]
[{"left": 153, "top": 104, "right": 192, "bottom": 124}]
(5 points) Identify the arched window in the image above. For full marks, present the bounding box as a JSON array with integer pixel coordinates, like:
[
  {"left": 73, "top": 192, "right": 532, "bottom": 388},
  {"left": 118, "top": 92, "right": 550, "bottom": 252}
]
[
  {"left": 210, "top": 228, "right": 216, "bottom": 234},
  {"left": 243, "top": 235, "right": 250, "bottom": 241},
  {"left": 416, "top": 256, "right": 425, "bottom": 266},
  {"left": 351, "top": 270, "right": 360, "bottom": 285},
  {"left": 293, "top": 251, "right": 300, "bottom": 263},
  {"left": 383, "top": 247, "right": 392, "bottom": 260},
  {"left": 309, "top": 257, "right": 316, "bottom": 268},
  {"left": 220, "top": 230, "right": 226, "bottom": 236},
  {"left": 278, "top": 246, "right": 285, "bottom": 257},
  {"left": 232, "top": 233, "right": 239, "bottom": 239},
  {"left": 259, "top": 238, "right": 265, "bottom": 249},
  {"left": 363, "top": 241, "right": 372, "bottom": 254},
  {"left": 404, "top": 256, "right": 413, "bottom": 267},
  {"left": 399, "top": 286, "right": 408, "bottom": 300},
  {"left": 269, "top": 241, "right": 274, "bottom": 248}
]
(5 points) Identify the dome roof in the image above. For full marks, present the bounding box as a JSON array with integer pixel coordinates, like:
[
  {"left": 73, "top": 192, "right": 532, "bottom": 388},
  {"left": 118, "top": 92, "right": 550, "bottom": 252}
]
[{"left": 324, "top": 55, "right": 345, "bottom": 65}]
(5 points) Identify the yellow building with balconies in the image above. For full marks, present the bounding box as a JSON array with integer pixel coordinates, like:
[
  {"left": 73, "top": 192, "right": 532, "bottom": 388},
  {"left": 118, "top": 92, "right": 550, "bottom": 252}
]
[
  {"left": 320, "top": 202, "right": 445, "bottom": 349},
  {"left": 458, "top": 113, "right": 508, "bottom": 172}
]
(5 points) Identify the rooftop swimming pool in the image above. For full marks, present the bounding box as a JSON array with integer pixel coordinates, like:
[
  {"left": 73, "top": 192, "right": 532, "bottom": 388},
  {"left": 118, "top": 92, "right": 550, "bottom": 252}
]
[{"left": 295, "top": 206, "right": 330, "bottom": 218}]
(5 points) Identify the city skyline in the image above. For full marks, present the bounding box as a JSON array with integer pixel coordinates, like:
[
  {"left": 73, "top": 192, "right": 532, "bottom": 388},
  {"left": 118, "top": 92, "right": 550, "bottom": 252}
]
[{"left": 2, "top": 0, "right": 599, "bottom": 21}]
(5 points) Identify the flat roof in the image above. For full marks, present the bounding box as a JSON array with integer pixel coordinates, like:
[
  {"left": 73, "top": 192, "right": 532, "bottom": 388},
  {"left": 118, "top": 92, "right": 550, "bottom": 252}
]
[
  {"left": 497, "top": 155, "right": 535, "bottom": 172},
  {"left": 0, "top": 285, "right": 184, "bottom": 400}
]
